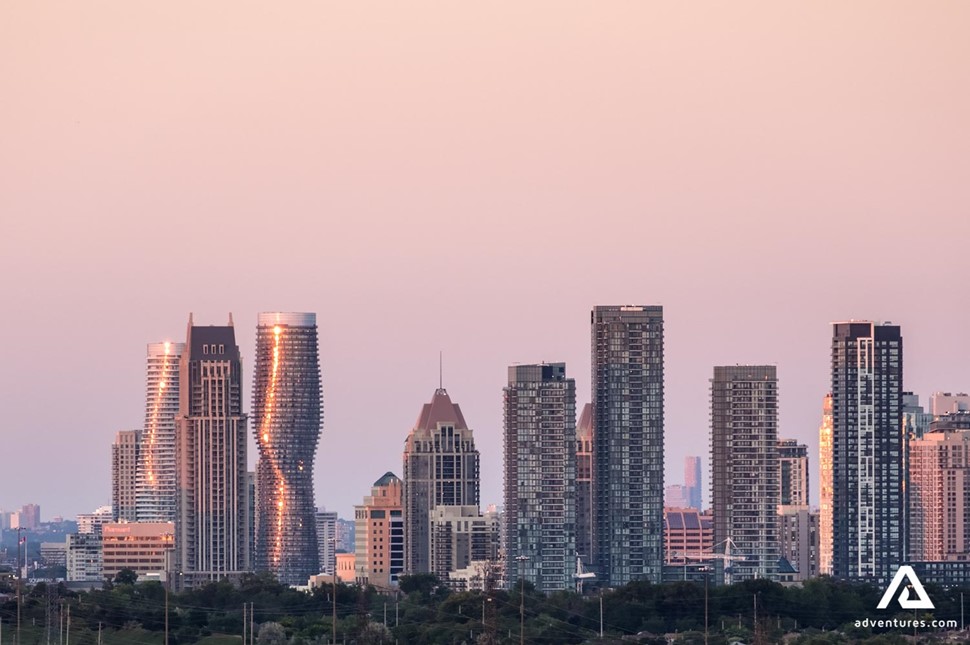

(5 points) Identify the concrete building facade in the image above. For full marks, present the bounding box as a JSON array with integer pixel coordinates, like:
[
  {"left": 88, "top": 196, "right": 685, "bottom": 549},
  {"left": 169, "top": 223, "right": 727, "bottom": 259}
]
[
  {"left": 819, "top": 394, "right": 834, "bottom": 576},
  {"left": 101, "top": 522, "right": 175, "bottom": 581},
  {"left": 355, "top": 472, "right": 404, "bottom": 589},
  {"left": 112, "top": 429, "right": 141, "bottom": 522}
]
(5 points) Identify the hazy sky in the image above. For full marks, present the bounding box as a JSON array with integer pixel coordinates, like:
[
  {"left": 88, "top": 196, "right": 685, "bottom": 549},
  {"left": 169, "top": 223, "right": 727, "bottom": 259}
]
[{"left": 2, "top": 3, "right": 968, "bottom": 520}]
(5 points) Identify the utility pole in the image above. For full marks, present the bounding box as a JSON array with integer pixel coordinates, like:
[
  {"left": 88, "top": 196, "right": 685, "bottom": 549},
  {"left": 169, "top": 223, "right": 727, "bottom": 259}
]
[
  {"left": 97, "top": 623, "right": 102, "bottom": 645},
  {"left": 516, "top": 555, "right": 528, "bottom": 645},
  {"left": 65, "top": 603, "right": 70, "bottom": 645},
  {"left": 704, "top": 568, "right": 710, "bottom": 645},
  {"left": 243, "top": 603, "right": 246, "bottom": 644},
  {"left": 250, "top": 602, "right": 254, "bottom": 645},
  {"left": 17, "top": 528, "right": 24, "bottom": 645},
  {"left": 599, "top": 589, "right": 604, "bottom": 639},
  {"left": 164, "top": 574, "right": 169, "bottom": 645}
]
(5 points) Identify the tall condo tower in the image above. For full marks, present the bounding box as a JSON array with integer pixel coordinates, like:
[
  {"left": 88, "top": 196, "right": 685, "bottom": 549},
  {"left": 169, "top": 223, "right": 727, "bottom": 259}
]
[
  {"left": 778, "top": 440, "right": 809, "bottom": 506},
  {"left": 575, "top": 403, "right": 594, "bottom": 567},
  {"left": 112, "top": 429, "right": 141, "bottom": 522},
  {"left": 175, "top": 315, "right": 250, "bottom": 585},
  {"left": 504, "top": 363, "right": 576, "bottom": 592},
  {"left": 253, "top": 312, "right": 322, "bottom": 586},
  {"left": 710, "top": 365, "right": 780, "bottom": 582},
  {"left": 402, "top": 388, "right": 480, "bottom": 575},
  {"left": 818, "top": 394, "right": 834, "bottom": 576},
  {"left": 136, "top": 342, "right": 185, "bottom": 522},
  {"left": 831, "top": 321, "right": 903, "bottom": 583},
  {"left": 591, "top": 305, "right": 665, "bottom": 585}
]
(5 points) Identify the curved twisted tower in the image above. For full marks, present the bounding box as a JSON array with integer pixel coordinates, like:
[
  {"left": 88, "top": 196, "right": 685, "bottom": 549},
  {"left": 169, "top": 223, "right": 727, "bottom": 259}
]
[{"left": 253, "top": 312, "right": 322, "bottom": 584}]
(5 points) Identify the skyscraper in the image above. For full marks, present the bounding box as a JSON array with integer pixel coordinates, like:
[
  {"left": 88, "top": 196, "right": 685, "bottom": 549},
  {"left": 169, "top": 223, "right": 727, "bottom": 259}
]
[
  {"left": 504, "top": 363, "right": 576, "bottom": 593},
  {"left": 253, "top": 312, "right": 322, "bottom": 586},
  {"left": 831, "top": 321, "right": 904, "bottom": 583},
  {"left": 175, "top": 315, "right": 250, "bottom": 585},
  {"left": 909, "top": 412, "right": 970, "bottom": 561},
  {"left": 819, "top": 394, "right": 834, "bottom": 576},
  {"left": 778, "top": 439, "right": 809, "bottom": 507},
  {"left": 710, "top": 365, "right": 780, "bottom": 582},
  {"left": 685, "top": 456, "right": 702, "bottom": 510},
  {"left": 402, "top": 388, "right": 480, "bottom": 575},
  {"left": 591, "top": 305, "right": 665, "bottom": 585},
  {"left": 575, "top": 403, "right": 594, "bottom": 566},
  {"left": 112, "top": 429, "right": 141, "bottom": 522},
  {"left": 136, "top": 341, "right": 184, "bottom": 523},
  {"left": 316, "top": 509, "right": 338, "bottom": 576}
]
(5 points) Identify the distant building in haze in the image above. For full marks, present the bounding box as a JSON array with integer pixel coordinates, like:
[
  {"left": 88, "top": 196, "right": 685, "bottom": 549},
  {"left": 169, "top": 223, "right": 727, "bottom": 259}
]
[
  {"left": 112, "top": 430, "right": 141, "bottom": 522},
  {"left": 591, "top": 305, "right": 665, "bottom": 585},
  {"left": 665, "top": 485, "right": 690, "bottom": 509},
  {"left": 355, "top": 472, "right": 404, "bottom": 589},
  {"left": 67, "top": 533, "right": 103, "bottom": 583},
  {"left": 685, "top": 456, "right": 702, "bottom": 510},
  {"left": 931, "top": 392, "right": 970, "bottom": 417},
  {"left": 402, "top": 388, "right": 480, "bottom": 575},
  {"left": 253, "top": 312, "right": 322, "bottom": 586},
  {"left": 504, "top": 363, "right": 576, "bottom": 593},
  {"left": 175, "top": 315, "right": 251, "bottom": 586},
  {"left": 136, "top": 342, "right": 184, "bottom": 523},
  {"left": 664, "top": 507, "right": 713, "bottom": 564},
  {"left": 316, "top": 509, "right": 338, "bottom": 576},
  {"left": 77, "top": 506, "right": 113, "bottom": 536},
  {"left": 711, "top": 365, "right": 779, "bottom": 583},
  {"left": 831, "top": 321, "right": 904, "bottom": 583},
  {"left": 19, "top": 503, "right": 41, "bottom": 531},
  {"left": 903, "top": 392, "right": 933, "bottom": 440}
]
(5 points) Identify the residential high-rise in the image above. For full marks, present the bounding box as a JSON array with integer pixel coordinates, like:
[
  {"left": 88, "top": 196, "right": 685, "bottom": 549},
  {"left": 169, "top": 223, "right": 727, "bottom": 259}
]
[
  {"left": 354, "top": 472, "right": 404, "bottom": 589},
  {"left": 819, "top": 394, "right": 834, "bottom": 576},
  {"left": 430, "top": 505, "right": 500, "bottom": 589},
  {"left": 685, "top": 456, "right": 702, "bottom": 510},
  {"left": 778, "top": 507, "right": 819, "bottom": 581},
  {"left": 830, "top": 321, "right": 904, "bottom": 583},
  {"left": 253, "top": 312, "right": 322, "bottom": 586},
  {"left": 136, "top": 342, "right": 184, "bottom": 523},
  {"left": 19, "top": 504, "right": 41, "bottom": 530},
  {"left": 591, "top": 305, "right": 665, "bottom": 585},
  {"left": 504, "top": 363, "right": 576, "bottom": 593},
  {"left": 175, "top": 315, "right": 250, "bottom": 585},
  {"left": 710, "top": 365, "right": 779, "bottom": 582},
  {"left": 778, "top": 440, "right": 809, "bottom": 507},
  {"left": 909, "top": 412, "right": 970, "bottom": 561},
  {"left": 402, "top": 388, "right": 480, "bottom": 575},
  {"left": 575, "top": 403, "right": 594, "bottom": 567},
  {"left": 316, "top": 509, "right": 338, "bottom": 576},
  {"left": 112, "top": 430, "right": 141, "bottom": 522}
]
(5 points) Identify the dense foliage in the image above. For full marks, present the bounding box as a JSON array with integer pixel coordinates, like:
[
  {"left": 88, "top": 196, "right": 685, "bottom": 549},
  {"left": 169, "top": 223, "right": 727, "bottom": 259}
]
[{"left": 0, "top": 573, "right": 966, "bottom": 644}]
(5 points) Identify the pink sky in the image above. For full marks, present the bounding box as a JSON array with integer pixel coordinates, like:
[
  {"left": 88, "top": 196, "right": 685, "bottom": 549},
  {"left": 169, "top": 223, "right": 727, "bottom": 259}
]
[{"left": 1, "top": 2, "right": 968, "bottom": 518}]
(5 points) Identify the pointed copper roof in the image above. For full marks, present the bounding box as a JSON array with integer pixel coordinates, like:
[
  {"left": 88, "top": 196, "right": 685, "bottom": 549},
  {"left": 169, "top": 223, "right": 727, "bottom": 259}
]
[
  {"left": 577, "top": 403, "right": 593, "bottom": 439},
  {"left": 413, "top": 388, "right": 468, "bottom": 432}
]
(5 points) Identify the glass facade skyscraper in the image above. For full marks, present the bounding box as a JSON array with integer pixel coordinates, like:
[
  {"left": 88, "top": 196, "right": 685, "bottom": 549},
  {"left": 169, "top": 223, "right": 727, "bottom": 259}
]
[
  {"left": 831, "top": 321, "right": 904, "bottom": 583},
  {"left": 253, "top": 312, "right": 322, "bottom": 586},
  {"left": 504, "top": 363, "right": 576, "bottom": 593},
  {"left": 591, "top": 305, "right": 665, "bottom": 585},
  {"left": 136, "top": 341, "right": 184, "bottom": 523}
]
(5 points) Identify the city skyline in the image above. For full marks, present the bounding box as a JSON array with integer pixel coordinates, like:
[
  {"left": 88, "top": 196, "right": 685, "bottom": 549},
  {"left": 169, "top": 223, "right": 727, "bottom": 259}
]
[{"left": 3, "top": 3, "right": 969, "bottom": 521}]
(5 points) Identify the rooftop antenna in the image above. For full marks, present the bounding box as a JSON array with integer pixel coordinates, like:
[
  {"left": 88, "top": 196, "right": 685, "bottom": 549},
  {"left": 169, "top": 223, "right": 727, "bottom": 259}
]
[{"left": 439, "top": 350, "right": 443, "bottom": 390}]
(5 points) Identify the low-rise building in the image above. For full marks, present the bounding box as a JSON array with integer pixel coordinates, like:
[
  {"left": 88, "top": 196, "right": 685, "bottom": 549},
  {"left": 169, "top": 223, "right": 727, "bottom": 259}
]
[
  {"left": 67, "top": 533, "right": 103, "bottom": 582},
  {"left": 101, "top": 522, "right": 174, "bottom": 581}
]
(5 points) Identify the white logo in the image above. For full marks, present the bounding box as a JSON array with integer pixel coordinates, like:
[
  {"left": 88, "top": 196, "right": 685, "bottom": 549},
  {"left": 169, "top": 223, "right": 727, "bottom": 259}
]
[{"left": 877, "top": 566, "right": 935, "bottom": 610}]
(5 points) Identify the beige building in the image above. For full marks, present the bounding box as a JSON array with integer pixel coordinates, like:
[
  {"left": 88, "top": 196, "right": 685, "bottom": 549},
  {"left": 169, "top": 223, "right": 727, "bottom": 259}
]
[
  {"left": 818, "top": 394, "right": 833, "bottom": 576},
  {"left": 430, "top": 505, "right": 500, "bottom": 588},
  {"left": 112, "top": 430, "right": 141, "bottom": 522},
  {"left": 778, "top": 506, "right": 819, "bottom": 580},
  {"left": 355, "top": 472, "right": 403, "bottom": 589},
  {"left": 102, "top": 522, "right": 175, "bottom": 581},
  {"left": 910, "top": 413, "right": 970, "bottom": 561},
  {"left": 336, "top": 552, "right": 356, "bottom": 583}
]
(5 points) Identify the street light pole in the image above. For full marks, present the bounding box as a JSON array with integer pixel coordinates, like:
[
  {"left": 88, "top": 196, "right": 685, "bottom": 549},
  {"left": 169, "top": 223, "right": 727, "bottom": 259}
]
[
  {"left": 16, "top": 528, "right": 24, "bottom": 645},
  {"left": 330, "top": 537, "right": 338, "bottom": 645}
]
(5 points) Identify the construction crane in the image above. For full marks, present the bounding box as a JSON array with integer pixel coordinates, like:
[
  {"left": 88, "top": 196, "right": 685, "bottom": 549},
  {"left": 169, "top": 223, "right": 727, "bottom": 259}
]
[
  {"left": 675, "top": 538, "right": 750, "bottom": 585},
  {"left": 574, "top": 553, "right": 596, "bottom": 594}
]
